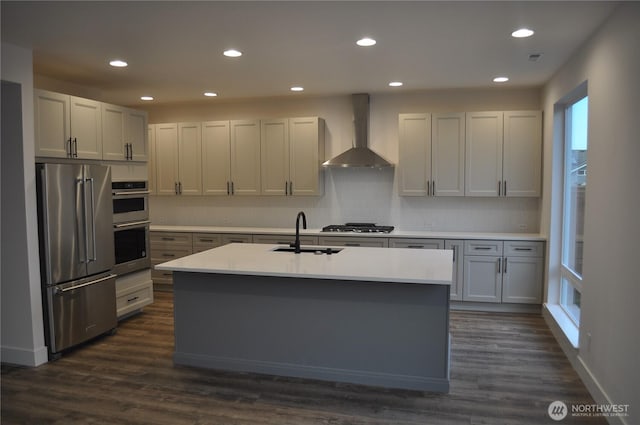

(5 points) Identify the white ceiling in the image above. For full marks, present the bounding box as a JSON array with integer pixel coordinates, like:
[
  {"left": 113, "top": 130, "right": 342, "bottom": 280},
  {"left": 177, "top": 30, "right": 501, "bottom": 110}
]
[{"left": 1, "top": 1, "right": 618, "bottom": 106}]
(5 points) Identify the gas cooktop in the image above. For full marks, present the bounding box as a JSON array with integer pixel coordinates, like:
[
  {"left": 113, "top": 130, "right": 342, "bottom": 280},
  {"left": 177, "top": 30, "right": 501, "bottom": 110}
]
[{"left": 321, "top": 223, "right": 394, "bottom": 234}]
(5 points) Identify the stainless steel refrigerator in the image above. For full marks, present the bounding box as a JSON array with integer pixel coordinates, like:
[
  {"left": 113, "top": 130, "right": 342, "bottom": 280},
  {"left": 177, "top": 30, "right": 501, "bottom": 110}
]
[{"left": 36, "top": 163, "right": 117, "bottom": 357}]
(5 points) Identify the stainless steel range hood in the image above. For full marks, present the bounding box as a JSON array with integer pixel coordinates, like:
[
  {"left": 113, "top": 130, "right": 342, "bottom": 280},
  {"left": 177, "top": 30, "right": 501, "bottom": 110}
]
[{"left": 322, "top": 94, "right": 394, "bottom": 168}]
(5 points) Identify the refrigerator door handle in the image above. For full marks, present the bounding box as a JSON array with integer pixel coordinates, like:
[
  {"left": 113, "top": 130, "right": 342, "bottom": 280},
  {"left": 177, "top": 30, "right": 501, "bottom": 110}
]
[
  {"left": 87, "top": 177, "right": 97, "bottom": 262},
  {"left": 77, "top": 177, "right": 88, "bottom": 264},
  {"left": 54, "top": 274, "right": 118, "bottom": 294}
]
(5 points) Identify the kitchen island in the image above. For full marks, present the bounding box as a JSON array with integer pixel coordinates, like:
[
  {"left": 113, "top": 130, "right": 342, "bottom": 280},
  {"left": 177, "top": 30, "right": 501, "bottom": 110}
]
[{"left": 156, "top": 243, "right": 453, "bottom": 392}]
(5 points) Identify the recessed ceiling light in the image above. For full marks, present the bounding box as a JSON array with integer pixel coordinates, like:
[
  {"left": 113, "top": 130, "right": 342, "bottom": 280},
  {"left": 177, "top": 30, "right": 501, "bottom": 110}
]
[
  {"left": 290, "top": 86, "right": 304, "bottom": 92},
  {"left": 356, "top": 37, "right": 376, "bottom": 47},
  {"left": 140, "top": 96, "right": 154, "bottom": 101},
  {"left": 204, "top": 92, "right": 218, "bottom": 97},
  {"left": 493, "top": 77, "right": 509, "bottom": 83},
  {"left": 109, "top": 59, "right": 128, "bottom": 67},
  {"left": 389, "top": 81, "right": 403, "bottom": 87},
  {"left": 511, "top": 28, "right": 534, "bottom": 38},
  {"left": 223, "top": 49, "right": 242, "bottom": 57}
]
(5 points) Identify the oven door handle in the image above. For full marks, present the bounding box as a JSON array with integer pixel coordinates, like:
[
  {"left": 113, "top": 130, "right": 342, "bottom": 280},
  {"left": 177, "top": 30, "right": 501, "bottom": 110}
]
[
  {"left": 113, "top": 220, "right": 151, "bottom": 229},
  {"left": 112, "top": 190, "right": 150, "bottom": 196}
]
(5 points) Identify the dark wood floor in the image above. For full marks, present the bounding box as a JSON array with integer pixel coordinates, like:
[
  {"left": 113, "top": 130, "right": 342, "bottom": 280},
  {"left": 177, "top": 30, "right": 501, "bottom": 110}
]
[{"left": 2, "top": 292, "right": 604, "bottom": 425}]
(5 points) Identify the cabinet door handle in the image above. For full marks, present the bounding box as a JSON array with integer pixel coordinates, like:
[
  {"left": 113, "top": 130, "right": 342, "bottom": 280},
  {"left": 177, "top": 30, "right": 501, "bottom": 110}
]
[
  {"left": 407, "top": 245, "right": 424, "bottom": 249},
  {"left": 514, "top": 247, "right": 533, "bottom": 251},
  {"left": 161, "top": 237, "right": 175, "bottom": 241},
  {"left": 497, "top": 258, "right": 502, "bottom": 274},
  {"left": 432, "top": 181, "right": 436, "bottom": 197},
  {"left": 503, "top": 180, "right": 507, "bottom": 196},
  {"left": 178, "top": 182, "right": 182, "bottom": 194},
  {"left": 426, "top": 180, "right": 431, "bottom": 196},
  {"left": 199, "top": 238, "right": 214, "bottom": 243},
  {"left": 129, "top": 143, "right": 134, "bottom": 159},
  {"left": 174, "top": 182, "right": 178, "bottom": 194},
  {"left": 474, "top": 246, "right": 492, "bottom": 250},
  {"left": 162, "top": 253, "right": 176, "bottom": 257},
  {"left": 127, "top": 296, "right": 140, "bottom": 303},
  {"left": 497, "top": 181, "right": 501, "bottom": 196},
  {"left": 289, "top": 181, "right": 293, "bottom": 195},
  {"left": 345, "top": 243, "right": 361, "bottom": 247},
  {"left": 452, "top": 245, "right": 456, "bottom": 263},
  {"left": 228, "top": 239, "right": 245, "bottom": 243},
  {"left": 231, "top": 181, "right": 235, "bottom": 195},
  {"left": 504, "top": 257, "right": 508, "bottom": 273},
  {"left": 73, "top": 138, "right": 78, "bottom": 157},
  {"left": 67, "top": 137, "right": 73, "bottom": 157},
  {"left": 227, "top": 181, "right": 230, "bottom": 195}
]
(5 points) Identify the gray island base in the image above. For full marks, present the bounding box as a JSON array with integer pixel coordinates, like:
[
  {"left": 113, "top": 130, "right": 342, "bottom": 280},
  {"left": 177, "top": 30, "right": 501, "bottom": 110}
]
[{"left": 172, "top": 271, "right": 451, "bottom": 393}]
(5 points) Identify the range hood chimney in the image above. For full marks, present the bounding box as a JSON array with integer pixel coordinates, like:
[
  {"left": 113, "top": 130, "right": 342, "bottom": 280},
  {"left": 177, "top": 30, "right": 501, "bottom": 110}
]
[{"left": 322, "top": 93, "right": 393, "bottom": 168}]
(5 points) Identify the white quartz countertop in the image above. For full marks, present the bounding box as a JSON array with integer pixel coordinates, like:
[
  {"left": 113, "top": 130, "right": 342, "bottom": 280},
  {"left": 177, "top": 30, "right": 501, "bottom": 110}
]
[
  {"left": 155, "top": 243, "right": 453, "bottom": 285},
  {"left": 150, "top": 224, "right": 545, "bottom": 241}
]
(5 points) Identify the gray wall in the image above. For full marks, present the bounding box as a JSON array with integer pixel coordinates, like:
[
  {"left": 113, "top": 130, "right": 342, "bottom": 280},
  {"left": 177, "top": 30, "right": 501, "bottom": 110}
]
[
  {"left": 541, "top": 3, "right": 639, "bottom": 416},
  {"left": 1, "top": 42, "right": 47, "bottom": 365}
]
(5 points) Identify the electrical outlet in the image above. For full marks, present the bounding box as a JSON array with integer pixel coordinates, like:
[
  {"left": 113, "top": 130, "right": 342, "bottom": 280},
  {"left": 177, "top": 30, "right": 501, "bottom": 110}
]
[
  {"left": 586, "top": 332, "right": 592, "bottom": 352},
  {"left": 518, "top": 224, "right": 528, "bottom": 231}
]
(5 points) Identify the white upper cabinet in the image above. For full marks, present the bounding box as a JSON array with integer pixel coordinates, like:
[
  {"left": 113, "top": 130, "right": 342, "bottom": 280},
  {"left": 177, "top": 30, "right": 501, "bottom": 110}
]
[
  {"left": 127, "top": 108, "right": 148, "bottom": 161},
  {"left": 261, "top": 117, "right": 325, "bottom": 196},
  {"left": 102, "top": 103, "right": 126, "bottom": 160},
  {"left": 398, "top": 113, "right": 431, "bottom": 196},
  {"left": 503, "top": 111, "right": 542, "bottom": 197},
  {"left": 177, "top": 122, "right": 203, "bottom": 195},
  {"left": 230, "top": 120, "right": 261, "bottom": 195},
  {"left": 399, "top": 113, "right": 465, "bottom": 197},
  {"left": 261, "top": 119, "right": 289, "bottom": 196},
  {"left": 465, "top": 111, "right": 541, "bottom": 197},
  {"left": 154, "top": 123, "right": 179, "bottom": 196},
  {"left": 465, "top": 111, "right": 504, "bottom": 197},
  {"left": 289, "top": 117, "right": 325, "bottom": 196},
  {"left": 35, "top": 89, "right": 102, "bottom": 159},
  {"left": 148, "top": 125, "right": 156, "bottom": 194},
  {"left": 103, "top": 104, "right": 148, "bottom": 161},
  {"left": 432, "top": 113, "right": 465, "bottom": 196},
  {"left": 202, "top": 121, "right": 232, "bottom": 195}
]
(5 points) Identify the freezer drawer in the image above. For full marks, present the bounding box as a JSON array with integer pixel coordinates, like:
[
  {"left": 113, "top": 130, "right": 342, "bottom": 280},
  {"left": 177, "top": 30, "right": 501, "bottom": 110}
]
[{"left": 47, "top": 273, "right": 117, "bottom": 354}]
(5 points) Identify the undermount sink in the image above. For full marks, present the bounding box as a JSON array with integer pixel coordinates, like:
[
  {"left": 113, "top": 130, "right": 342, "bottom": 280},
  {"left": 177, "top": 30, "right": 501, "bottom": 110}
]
[{"left": 272, "top": 247, "right": 343, "bottom": 255}]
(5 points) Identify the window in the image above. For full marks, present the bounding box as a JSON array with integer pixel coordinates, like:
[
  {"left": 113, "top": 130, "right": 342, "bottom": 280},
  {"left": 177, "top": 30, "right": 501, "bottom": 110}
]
[{"left": 561, "top": 95, "right": 588, "bottom": 324}]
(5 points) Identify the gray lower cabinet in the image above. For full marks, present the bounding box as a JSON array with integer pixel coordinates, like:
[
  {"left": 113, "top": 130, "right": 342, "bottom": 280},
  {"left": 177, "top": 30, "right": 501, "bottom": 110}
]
[
  {"left": 463, "top": 240, "right": 543, "bottom": 304},
  {"left": 149, "top": 229, "right": 543, "bottom": 304},
  {"left": 389, "top": 238, "right": 463, "bottom": 301},
  {"left": 317, "top": 236, "right": 388, "bottom": 248},
  {"left": 193, "top": 233, "right": 224, "bottom": 253},
  {"left": 150, "top": 232, "right": 193, "bottom": 288}
]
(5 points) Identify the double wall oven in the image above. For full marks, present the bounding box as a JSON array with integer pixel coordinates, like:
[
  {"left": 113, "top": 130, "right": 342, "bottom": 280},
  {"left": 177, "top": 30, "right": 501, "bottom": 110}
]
[{"left": 112, "top": 181, "right": 151, "bottom": 276}]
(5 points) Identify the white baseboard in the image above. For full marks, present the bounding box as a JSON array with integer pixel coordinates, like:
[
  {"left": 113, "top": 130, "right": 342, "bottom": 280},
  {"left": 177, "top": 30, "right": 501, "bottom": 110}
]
[{"left": 1, "top": 344, "right": 48, "bottom": 366}]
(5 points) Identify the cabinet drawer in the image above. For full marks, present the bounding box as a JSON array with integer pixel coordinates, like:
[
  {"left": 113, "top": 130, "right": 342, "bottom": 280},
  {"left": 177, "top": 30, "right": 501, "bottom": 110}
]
[
  {"left": 193, "top": 233, "right": 224, "bottom": 252},
  {"left": 151, "top": 267, "right": 174, "bottom": 283},
  {"left": 221, "top": 234, "right": 253, "bottom": 244},
  {"left": 116, "top": 282, "right": 154, "bottom": 316},
  {"left": 151, "top": 246, "right": 192, "bottom": 261},
  {"left": 504, "top": 241, "right": 544, "bottom": 257},
  {"left": 253, "top": 234, "right": 318, "bottom": 246},
  {"left": 390, "top": 238, "right": 445, "bottom": 249},
  {"left": 317, "top": 236, "right": 388, "bottom": 248},
  {"left": 116, "top": 269, "right": 152, "bottom": 293},
  {"left": 464, "top": 240, "right": 503, "bottom": 256},
  {"left": 150, "top": 232, "right": 192, "bottom": 248}
]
